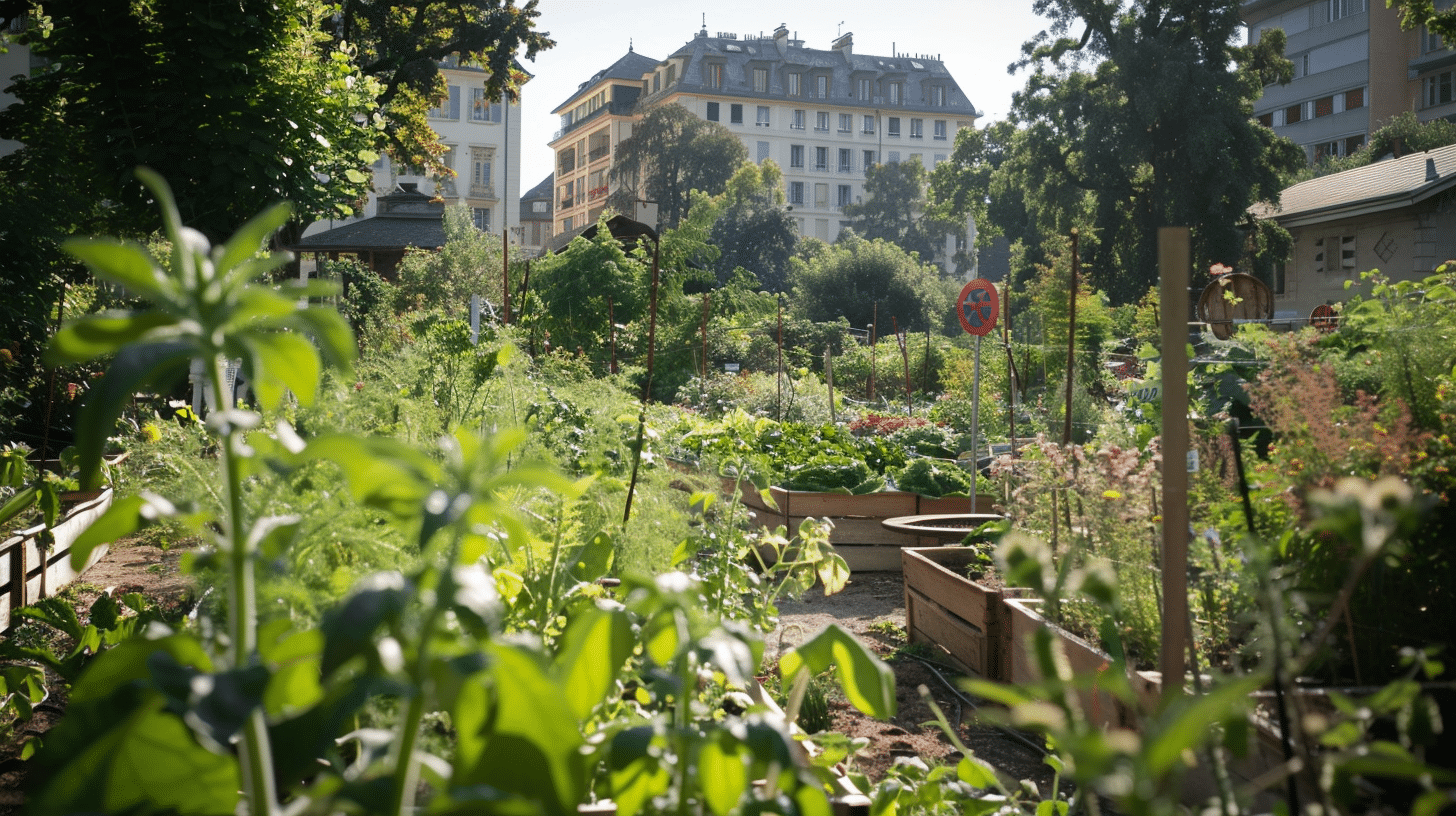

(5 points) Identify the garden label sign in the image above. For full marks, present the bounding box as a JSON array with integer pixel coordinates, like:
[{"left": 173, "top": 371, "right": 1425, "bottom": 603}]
[{"left": 955, "top": 278, "right": 999, "bottom": 509}]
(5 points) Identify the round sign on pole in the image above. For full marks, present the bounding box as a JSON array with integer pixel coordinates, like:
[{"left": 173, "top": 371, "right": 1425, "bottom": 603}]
[
  {"left": 1310, "top": 303, "right": 1338, "bottom": 333},
  {"left": 956, "top": 278, "right": 999, "bottom": 336}
]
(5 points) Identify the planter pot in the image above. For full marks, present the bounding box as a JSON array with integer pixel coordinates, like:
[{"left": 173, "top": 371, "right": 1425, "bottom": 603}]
[
  {"left": 732, "top": 484, "right": 1000, "bottom": 573},
  {"left": 1, "top": 488, "right": 114, "bottom": 632},
  {"left": 902, "top": 547, "right": 1028, "bottom": 678}
]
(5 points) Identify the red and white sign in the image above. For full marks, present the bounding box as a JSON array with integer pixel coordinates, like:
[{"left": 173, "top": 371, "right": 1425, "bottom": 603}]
[
  {"left": 956, "top": 278, "right": 999, "bottom": 336},
  {"left": 1310, "top": 303, "right": 1337, "bottom": 333}
]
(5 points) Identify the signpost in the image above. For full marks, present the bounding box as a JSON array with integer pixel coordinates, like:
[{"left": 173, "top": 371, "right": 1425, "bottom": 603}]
[
  {"left": 955, "top": 279, "right": 1000, "bottom": 509},
  {"left": 1310, "top": 303, "right": 1338, "bottom": 333}
]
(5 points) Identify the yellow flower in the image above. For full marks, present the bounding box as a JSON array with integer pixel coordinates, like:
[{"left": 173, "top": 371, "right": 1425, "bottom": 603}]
[
  {"left": 141, "top": 423, "right": 163, "bottom": 443},
  {"left": 1102, "top": 489, "right": 1122, "bottom": 500}
]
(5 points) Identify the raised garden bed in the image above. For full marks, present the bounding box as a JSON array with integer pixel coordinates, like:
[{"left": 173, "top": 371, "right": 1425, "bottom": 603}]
[
  {"left": 727, "top": 482, "right": 999, "bottom": 572},
  {"left": 1, "top": 488, "right": 114, "bottom": 631},
  {"left": 902, "top": 546, "right": 1027, "bottom": 678}
]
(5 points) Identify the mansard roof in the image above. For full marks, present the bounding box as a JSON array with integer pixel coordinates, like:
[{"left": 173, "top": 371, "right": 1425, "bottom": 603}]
[
  {"left": 554, "top": 49, "right": 661, "bottom": 113},
  {"left": 640, "top": 27, "right": 979, "bottom": 117}
]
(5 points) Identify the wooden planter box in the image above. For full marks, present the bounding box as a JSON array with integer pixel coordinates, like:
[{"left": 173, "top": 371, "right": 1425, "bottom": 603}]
[
  {"left": 903, "top": 547, "right": 1027, "bottom": 678},
  {"left": 1, "top": 487, "right": 114, "bottom": 632},
  {"left": 725, "top": 480, "right": 999, "bottom": 572}
]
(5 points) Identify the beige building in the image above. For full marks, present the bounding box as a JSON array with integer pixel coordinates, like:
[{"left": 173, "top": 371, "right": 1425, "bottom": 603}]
[
  {"left": 1255, "top": 142, "right": 1456, "bottom": 316},
  {"left": 548, "top": 50, "right": 660, "bottom": 236},
  {"left": 1244, "top": 0, "right": 1454, "bottom": 163}
]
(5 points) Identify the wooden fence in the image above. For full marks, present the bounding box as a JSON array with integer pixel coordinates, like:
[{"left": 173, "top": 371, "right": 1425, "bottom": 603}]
[{"left": 0, "top": 489, "right": 114, "bottom": 632}]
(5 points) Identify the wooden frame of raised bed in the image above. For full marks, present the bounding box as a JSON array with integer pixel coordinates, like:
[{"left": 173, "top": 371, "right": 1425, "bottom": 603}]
[
  {"left": 902, "top": 546, "right": 1028, "bottom": 679},
  {"left": 1, "top": 488, "right": 115, "bottom": 632},
  {"left": 727, "top": 481, "right": 999, "bottom": 572}
]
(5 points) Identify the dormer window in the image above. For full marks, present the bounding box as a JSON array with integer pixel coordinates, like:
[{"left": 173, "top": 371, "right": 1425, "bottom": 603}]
[
  {"left": 707, "top": 63, "right": 724, "bottom": 89},
  {"left": 930, "top": 85, "right": 946, "bottom": 106},
  {"left": 816, "top": 75, "right": 829, "bottom": 98},
  {"left": 888, "top": 82, "right": 902, "bottom": 105},
  {"left": 754, "top": 68, "right": 769, "bottom": 93}
]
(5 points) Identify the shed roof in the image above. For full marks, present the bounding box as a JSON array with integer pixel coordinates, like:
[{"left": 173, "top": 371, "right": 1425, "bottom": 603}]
[
  {"left": 289, "top": 186, "right": 445, "bottom": 253},
  {"left": 1257, "top": 143, "right": 1456, "bottom": 228}
]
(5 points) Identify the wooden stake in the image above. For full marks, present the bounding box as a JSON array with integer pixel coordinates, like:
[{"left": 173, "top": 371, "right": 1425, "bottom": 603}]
[{"left": 1158, "top": 227, "right": 1191, "bottom": 703}]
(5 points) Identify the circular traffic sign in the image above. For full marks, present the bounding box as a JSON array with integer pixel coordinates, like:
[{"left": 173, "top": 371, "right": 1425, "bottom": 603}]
[
  {"left": 956, "top": 278, "right": 999, "bottom": 336},
  {"left": 1310, "top": 303, "right": 1338, "bottom": 333}
]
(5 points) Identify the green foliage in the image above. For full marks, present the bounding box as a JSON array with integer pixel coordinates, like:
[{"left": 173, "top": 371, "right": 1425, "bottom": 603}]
[
  {"left": 710, "top": 161, "right": 797, "bottom": 292},
  {"left": 608, "top": 103, "right": 748, "bottom": 230},
  {"left": 790, "top": 232, "right": 956, "bottom": 334},
  {"left": 890, "top": 457, "right": 984, "bottom": 499},
  {"left": 528, "top": 214, "right": 649, "bottom": 371},
  {"left": 393, "top": 205, "right": 505, "bottom": 314},
  {"left": 996, "top": 0, "right": 1304, "bottom": 303},
  {"left": 843, "top": 160, "right": 945, "bottom": 262},
  {"left": 1306, "top": 111, "right": 1456, "bottom": 179}
]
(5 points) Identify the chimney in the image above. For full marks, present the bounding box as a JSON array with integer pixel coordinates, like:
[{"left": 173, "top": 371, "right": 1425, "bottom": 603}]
[
  {"left": 1427, "top": 156, "right": 1439, "bottom": 182},
  {"left": 833, "top": 31, "right": 852, "bottom": 56},
  {"left": 774, "top": 23, "right": 789, "bottom": 56}
]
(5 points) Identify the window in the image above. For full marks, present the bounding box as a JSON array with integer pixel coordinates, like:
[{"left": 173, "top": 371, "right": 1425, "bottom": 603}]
[
  {"left": 1425, "top": 27, "right": 1446, "bottom": 54},
  {"left": 1257, "top": 112, "right": 1274, "bottom": 128},
  {"left": 837, "top": 184, "right": 852, "bottom": 207},
  {"left": 470, "top": 147, "right": 494, "bottom": 196},
  {"left": 753, "top": 68, "right": 768, "bottom": 93},
  {"left": 1426, "top": 71, "right": 1454, "bottom": 107},
  {"left": 532, "top": 200, "right": 548, "bottom": 213},
  {"left": 816, "top": 75, "right": 828, "bottom": 98},
  {"left": 814, "top": 146, "right": 828, "bottom": 171},
  {"left": 790, "top": 144, "right": 804, "bottom": 168},
  {"left": 562, "top": 216, "right": 573, "bottom": 232},
  {"left": 815, "top": 111, "right": 829, "bottom": 132},
  {"left": 730, "top": 104, "right": 743, "bottom": 124},
  {"left": 888, "top": 151, "right": 900, "bottom": 164},
  {"left": 707, "top": 63, "right": 724, "bottom": 88},
  {"left": 888, "top": 117, "right": 901, "bottom": 137},
  {"left": 1314, "top": 235, "right": 1356, "bottom": 273},
  {"left": 757, "top": 141, "right": 770, "bottom": 162},
  {"left": 863, "top": 115, "right": 875, "bottom": 134},
  {"left": 858, "top": 78, "right": 873, "bottom": 100},
  {"left": 1345, "top": 134, "right": 1366, "bottom": 155},
  {"left": 933, "top": 120, "right": 947, "bottom": 140},
  {"left": 1345, "top": 87, "right": 1364, "bottom": 109},
  {"left": 429, "top": 85, "right": 461, "bottom": 119},
  {"left": 930, "top": 86, "right": 946, "bottom": 106},
  {"left": 666, "top": 64, "right": 676, "bottom": 85},
  {"left": 910, "top": 118, "right": 924, "bottom": 138},
  {"left": 839, "top": 148, "right": 851, "bottom": 172},
  {"left": 888, "top": 82, "right": 902, "bottom": 104},
  {"left": 792, "top": 109, "right": 805, "bottom": 129},
  {"left": 814, "top": 183, "right": 828, "bottom": 207},
  {"left": 788, "top": 73, "right": 802, "bottom": 96},
  {"left": 839, "top": 113, "right": 852, "bottom": 132},
  {"left": 438, "top": 145, "right": 457, "bottom": 196},
  {"left": 863, "top": 149, "right": 876, "bottom": 169},
  {"left": 473, "top": 207, "right": 491, "bottom": 232},
  {"left": 933, "top": 153, "right": 947, "bottom": 167},
  {"left": 707, "top": 102, "right": 720, "bottom": 121},
  {"left": 653, "top": 73, "right": 661, "bottom": 92},
  {"left": 560, "top": 184, "right": 573, "bottom": 209},
  {"left": 1327, "top": 0, "right": 1365, "bottom": 22},
  {"left": 470, "top": 88, "right": 502, "bottom": 122},
  {"left": 789, "top": 181, "right": 804, "bottom": 205},
  {"left": 1315, "top": 95, "right": 1334, "bottom": 117},
  {"left": 1285, "top": 102, "right": 1304, "bottom": 124},
  {"left": 757, "top": 105, "right": 771, "bottom": 126}
]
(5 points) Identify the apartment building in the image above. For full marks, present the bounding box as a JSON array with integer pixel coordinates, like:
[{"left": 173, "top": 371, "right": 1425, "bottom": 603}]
[
  {"left": 519, "top": 173, "right": 555, "bottom": 256},
  {"left": 1244, "top": 0, "right": 1454, "bottom": 163},
  {"left": 303, "top": 57, "right": 525, "bottom": 246},
  {"left": 637, "top": 24, "right": 979, "bottom": 248},
  {"left": 548, "top": 50, "right": 660, "bottom": 236}
]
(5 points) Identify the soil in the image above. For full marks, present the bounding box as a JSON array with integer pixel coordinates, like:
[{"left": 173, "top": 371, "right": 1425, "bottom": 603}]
[
  {"left": 0, "top": 546, "right": 1055, "bottom": 809},
  {"left": 771, "top": 572, "right": 1057, "bottom": 793}
]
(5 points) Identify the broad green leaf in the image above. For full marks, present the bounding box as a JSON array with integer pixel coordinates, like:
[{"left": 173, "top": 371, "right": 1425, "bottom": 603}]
[
  {"left": 1036, "top": 799, "right": 1070, "bottom": 816},
  {"left": 814, "top": 550, "right": 851, "bottom": 595},
  {"left": 296, "top": 306, "right": 357, "bottom": 376},
  {"left": 552, "top": 605, "right": 632, "bottom": 720},
  {"left": 1143, "top": 676, "right": 1260, "bottom": 777},
  {"left": 606, "top": 728, "right": 670, "bottom": 816},
  {"left": 779, "top": 623, "right": 896, "bottom": 719},
  {"left": 454, "top": 644, "right": 585, "bottom": 816},
  {"left": 958, "top": 755, "right": 999, "bottom": 789},
  {"left": 214, "top": 201, "right": 292, "bottom": 276},
  {"left": 70, "top": 342, "right": 193, "bottom": 489},
  {"left": 244, "top": 330, "right": 320, "bottom": 409},
  {"left": 61, "top": 238, "right": 168, "bottom": 300},
  {"left": 698, "top": 730, "right": 750, "bottom": 816},
  {"left": 30, "top": 701, "right": 240, "bottom": 816},
  {"left": 49, "top": 312, "right": 179, "bottom": 363},
  {"left": 319, "top": 574, "right": 413, "bottom": 678}
]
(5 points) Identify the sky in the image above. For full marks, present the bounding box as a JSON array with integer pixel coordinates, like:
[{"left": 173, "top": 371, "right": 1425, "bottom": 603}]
[{"left": 511, "top": 0, "right": 1055, "bottom": 188}]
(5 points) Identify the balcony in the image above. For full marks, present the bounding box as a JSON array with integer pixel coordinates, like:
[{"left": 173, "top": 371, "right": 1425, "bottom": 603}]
[
  {"left": 558, "top": 159, "right": 576, "bottom": 174},
  {"left": 560, "top": 198, "right": 575, "bottom": 209},
  {"left": 588, "top": 145, "right": 611, "bottom": 163},
  {"left": 587, "top": 184, "right": 609, "bottom": 202}
]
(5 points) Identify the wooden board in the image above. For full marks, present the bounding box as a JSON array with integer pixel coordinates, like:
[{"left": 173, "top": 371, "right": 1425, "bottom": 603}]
[
  {"left": 1, "top": 489, "right": 113, "bottom": 632},
  {"left": 906, "top": 584, "right": 990, "bottom": 676}
]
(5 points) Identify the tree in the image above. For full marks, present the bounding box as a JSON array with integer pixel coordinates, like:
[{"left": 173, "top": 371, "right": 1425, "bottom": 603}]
[
  {"left": 1306, "top": 111, "right": 1456, "bottom": 178},
  {"left": 927, "top": 121, "right": 1018, "bottom": 273},
  {"left": 1004, "top": 0, "right": 1304, "bottom": 303},
  {"left": 1391, "top": 0, "right": 1456, "bottom": 41},
  {"left": 528, "top": 214, "right": 650, "bottom": 368},
  {"left": 789, "top": 232, "right": 955, "bottom": 333},
  {"left": 842, "top": 161, "right": 946, "bottom": 262},
  {"left": 709, "top": 161, "right": 797, "bottom": 291},
  {"left": 608, "top": 104, "right": 748, "bottom": 230}
]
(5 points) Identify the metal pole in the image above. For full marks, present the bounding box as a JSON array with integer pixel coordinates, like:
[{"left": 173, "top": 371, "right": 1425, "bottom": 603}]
[
  {"left": 624, "top": 237, "right": 660, "bottom": 524},
  {"left": 1004, "top": 276, "right": 1018, "bottom": 457},
  {"left": 502, "top": 229, "right": 510, "bottom": 325},
  {"left": 776, "top": 297, "right": 784, "bottom": 421},
  {"left": 1063, "top": 231, "right": 1078, "bottom": 446},
  {"left": 970, "top": 333, "right": 982, "bottom": 512},
  {"left": 826, "top": 347, "right": 836, "bottom": 423},
  {"left": 1158, "top": 226, "right": 1191, "bottom": 703},
  {"left": 868, "top": 304, "right": 877, "bottom": 403}
]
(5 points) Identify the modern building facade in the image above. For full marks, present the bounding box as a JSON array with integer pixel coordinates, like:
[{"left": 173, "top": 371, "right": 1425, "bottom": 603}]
[
  {"left": 548, "top": 50, "right": 660, "bottom": 236},
  {"left": 1244, "top": 0, "right": 1454, "bottom": 163},
  {"left": 637, "top": 24, "right": 979, "bottom": 248}
]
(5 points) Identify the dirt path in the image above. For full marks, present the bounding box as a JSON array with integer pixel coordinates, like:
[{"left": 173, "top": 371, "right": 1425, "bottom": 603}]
[{"left": 772, "top": 572, "right": 1054, "bottom": 790}]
